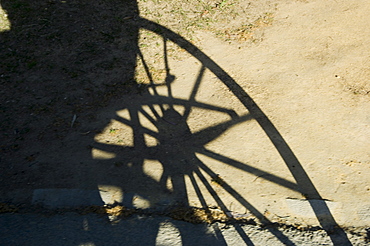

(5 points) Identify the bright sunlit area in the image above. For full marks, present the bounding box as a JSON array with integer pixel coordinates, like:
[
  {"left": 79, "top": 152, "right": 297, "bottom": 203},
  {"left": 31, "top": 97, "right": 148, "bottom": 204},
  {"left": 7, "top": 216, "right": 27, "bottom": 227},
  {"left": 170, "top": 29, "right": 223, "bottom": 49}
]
[{"left": 0, "top": 4, "right": 10, "bottom": 32}]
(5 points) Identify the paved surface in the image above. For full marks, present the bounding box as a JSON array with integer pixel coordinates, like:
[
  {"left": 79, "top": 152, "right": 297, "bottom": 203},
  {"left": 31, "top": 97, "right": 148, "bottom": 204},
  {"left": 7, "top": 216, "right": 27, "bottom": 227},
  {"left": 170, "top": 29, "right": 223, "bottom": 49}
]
[{"left": 0, "top": 213, "right": 368, "bottom": 246}]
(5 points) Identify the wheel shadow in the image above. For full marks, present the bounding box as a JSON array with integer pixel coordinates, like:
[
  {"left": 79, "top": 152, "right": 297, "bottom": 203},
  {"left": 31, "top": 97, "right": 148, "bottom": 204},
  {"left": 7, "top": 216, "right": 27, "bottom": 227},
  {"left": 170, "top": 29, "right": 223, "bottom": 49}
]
[
  {"left": 90, "top": 18, "right": 352, "bottom": 245},
  {"left": 0, "top": 1, "right": 352, "bottom": 245},
  {"left": 141, "top": 19, "right": 352, "bottom": 245}
]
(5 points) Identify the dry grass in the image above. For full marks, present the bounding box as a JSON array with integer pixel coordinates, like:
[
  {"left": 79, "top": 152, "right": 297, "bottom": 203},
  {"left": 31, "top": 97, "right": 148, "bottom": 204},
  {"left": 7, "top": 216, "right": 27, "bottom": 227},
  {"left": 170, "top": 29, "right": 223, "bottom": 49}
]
[
  {"left": 0, "top": 203, "right": 18, "bottom": 213},
  {"left": 0, "top": 202, "right": 256, "bottom": 225},
  {"left": 137, "top": 0, "right": 276, "bottom": 43},
  {"left": 81, "top": 205, "right": 251, "bottom": 224},
  {"left": 221, "top": 12, "right": 274, "bottom": 42},
  {"left": 170, "top": 207, "right": 230, "bottom": 224},
  {"left": 80, "top": 205, "right": 135, "bottom": 217}
]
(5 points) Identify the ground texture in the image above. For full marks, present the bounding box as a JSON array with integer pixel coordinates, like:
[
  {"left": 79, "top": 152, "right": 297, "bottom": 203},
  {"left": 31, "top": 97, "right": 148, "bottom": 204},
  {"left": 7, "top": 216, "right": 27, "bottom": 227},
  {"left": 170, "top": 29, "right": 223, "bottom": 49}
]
[{"left": 0, "top": 0, "right": 369, "bottom": 245}]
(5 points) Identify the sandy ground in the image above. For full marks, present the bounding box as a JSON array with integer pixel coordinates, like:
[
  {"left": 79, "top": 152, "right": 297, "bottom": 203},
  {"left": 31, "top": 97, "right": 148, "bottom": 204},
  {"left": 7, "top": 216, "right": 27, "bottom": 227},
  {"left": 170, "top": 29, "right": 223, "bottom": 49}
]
[
  {"left": 87, "top": 0, "right": 370, "bottom": 228},
  {"left": 165, "top": 0, "right": 370, "bottom": 227},
  {"left": 0, "top": 0, "right": 369, "bottom": 245},
  {"left": 187, "top": 0, "right": 370, "bottom": 228}
]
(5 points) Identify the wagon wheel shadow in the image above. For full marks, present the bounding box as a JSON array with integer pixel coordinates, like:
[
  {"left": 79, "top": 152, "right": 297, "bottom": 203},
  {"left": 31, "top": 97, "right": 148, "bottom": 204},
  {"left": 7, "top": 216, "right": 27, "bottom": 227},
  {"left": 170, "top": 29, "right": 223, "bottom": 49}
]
[
  {"left": 90, "top": 18, "right": 352, "bottom": 246},
  {"left": 0, "top": 0, "right": 352, "bottom": 243}
]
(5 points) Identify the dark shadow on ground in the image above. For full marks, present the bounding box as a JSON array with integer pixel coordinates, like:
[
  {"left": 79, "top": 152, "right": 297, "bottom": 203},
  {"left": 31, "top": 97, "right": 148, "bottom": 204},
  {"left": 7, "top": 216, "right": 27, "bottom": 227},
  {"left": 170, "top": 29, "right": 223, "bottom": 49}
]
[
  {"left": 0, "top": 213, "right": 232, "bottom": 246},
  {"left": 0, "top": 1, "right": 351, "bottom": 245}
]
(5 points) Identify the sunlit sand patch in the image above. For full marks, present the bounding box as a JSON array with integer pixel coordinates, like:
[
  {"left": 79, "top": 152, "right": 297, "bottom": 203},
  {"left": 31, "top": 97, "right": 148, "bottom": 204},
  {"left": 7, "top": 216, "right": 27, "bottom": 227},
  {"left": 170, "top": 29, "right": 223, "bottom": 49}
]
[
  {"left": 155, "top": 221, "right": 182, "bottom": 246},
  {"left": 0, "top": 5, "right": 11, "bottom": 32},
  {"left": 98, "top": 185, "right": 123, "bottom": 204},
  {"left": 94, "top": 119, "right": 134, "bottom": 147},
  {"left": 143, "top": 160, "right": 164, "bottom": 182},
  {"left": 116, "top": 108, "right": 131, "bottom": 121},
  {"left": 91, "top": 148, "right": 116, "bottom": 160},
  {"left": 138, "top": 109, "right": 159, "bottom": 133}
]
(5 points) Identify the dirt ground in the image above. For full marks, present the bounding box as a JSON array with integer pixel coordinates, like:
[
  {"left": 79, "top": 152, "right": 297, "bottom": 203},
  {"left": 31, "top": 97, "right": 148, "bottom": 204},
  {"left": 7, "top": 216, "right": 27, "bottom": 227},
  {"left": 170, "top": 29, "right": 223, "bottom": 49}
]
[{"left": 0, "top": 0, "right": 369, "bottom": 240}]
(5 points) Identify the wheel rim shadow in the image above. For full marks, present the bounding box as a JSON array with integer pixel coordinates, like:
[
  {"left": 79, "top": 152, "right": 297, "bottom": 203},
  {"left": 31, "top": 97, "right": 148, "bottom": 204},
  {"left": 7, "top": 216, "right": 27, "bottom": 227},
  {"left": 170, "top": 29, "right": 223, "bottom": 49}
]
[{"left": 90, "top": 18, "right": 352, "bottom": 246}]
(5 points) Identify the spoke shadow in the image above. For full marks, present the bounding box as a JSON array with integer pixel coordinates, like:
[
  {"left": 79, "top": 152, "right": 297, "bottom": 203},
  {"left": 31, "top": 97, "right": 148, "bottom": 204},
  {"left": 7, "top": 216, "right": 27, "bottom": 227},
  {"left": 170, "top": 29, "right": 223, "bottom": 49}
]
[
  {"left": 138, "top": 19, "right": 352, "bottom": 245},
  {"left": 0, "top": 1, "right": 352, "bottom": 245}
]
